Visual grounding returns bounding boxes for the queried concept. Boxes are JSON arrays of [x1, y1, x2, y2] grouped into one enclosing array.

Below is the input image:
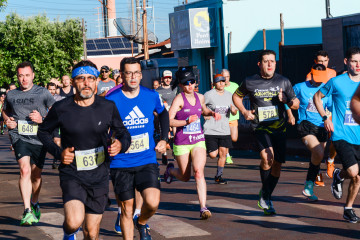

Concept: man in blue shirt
[[287, 64, 332, 201], [106, 57, 169, 240], [314, 47, 360, 223]]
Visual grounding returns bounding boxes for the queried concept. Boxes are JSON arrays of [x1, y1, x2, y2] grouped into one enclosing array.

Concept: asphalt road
[[0, 131, 358, 240]]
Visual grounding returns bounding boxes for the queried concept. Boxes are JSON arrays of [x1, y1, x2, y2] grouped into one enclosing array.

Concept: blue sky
[[0, 0, 195, 41]]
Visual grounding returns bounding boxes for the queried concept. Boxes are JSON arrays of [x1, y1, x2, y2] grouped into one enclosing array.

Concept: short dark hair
[[8, 83, 16, 89], [345, 46, 360, 60], [258, 50, 276, 62], [120, 57, 141, 71], [153, 79, 160, 84], [47, 82, 57, 89], [61, 75, 70, 80], [312, 64, 326, 71], [73, 60, 98, 71], [315, 51, 329, 60], [16, 61, 34, 74]]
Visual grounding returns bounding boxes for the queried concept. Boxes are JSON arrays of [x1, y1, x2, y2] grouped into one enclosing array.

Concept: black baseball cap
[[100, 66, 110, 71]]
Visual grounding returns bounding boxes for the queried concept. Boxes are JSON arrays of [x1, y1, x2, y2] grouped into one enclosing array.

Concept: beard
[[79, 86, 94, 99]]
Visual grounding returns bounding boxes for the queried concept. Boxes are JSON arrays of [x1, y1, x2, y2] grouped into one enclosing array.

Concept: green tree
[[0, 0, 7, 12], [0, 13, 83, 87]]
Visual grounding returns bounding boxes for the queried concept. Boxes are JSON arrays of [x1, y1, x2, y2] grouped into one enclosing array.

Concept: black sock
[[269, 174, 279, 196], [216, 166, 224, 177], [260, 168, 271, 192], [306, 161, 320, 182]]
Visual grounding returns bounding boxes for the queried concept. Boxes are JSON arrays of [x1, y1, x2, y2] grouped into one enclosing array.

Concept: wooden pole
[[229, 31, 232, 54], [131, 40, 134, 57], [279, 13, 284, 74], [82, 18, 87, 60], [143, 0, 149, 60], [263, 29, 266, 50], [131, 0, 135, 35], [136, 0, 142, 53]]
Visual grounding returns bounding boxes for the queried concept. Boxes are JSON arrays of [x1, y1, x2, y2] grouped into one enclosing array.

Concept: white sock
[[226, 153, 230, 158], [133, 209, 141, 217], [118, 207, 121, 214], [163, 152, 167, 156], [345, 206, 352, 210], [31, 200, 38, 206], [327, 158, 334, 163]]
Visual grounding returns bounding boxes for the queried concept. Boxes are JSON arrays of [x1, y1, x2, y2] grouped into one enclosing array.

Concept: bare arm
[[314, 90, 334, 132], [286, 108, 295, 125], [232, 93, 255, 120], [169, 94, 188, 127], [287, 98, 300, 110], [351, 84, 360, 124]]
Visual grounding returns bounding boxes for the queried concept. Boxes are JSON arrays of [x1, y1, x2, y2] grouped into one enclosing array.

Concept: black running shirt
[[38, 95, 131, 188], [235, 73, 296, 133]]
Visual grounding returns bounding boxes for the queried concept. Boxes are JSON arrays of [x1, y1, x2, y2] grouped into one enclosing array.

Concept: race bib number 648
[[18, 120, 38, 136]]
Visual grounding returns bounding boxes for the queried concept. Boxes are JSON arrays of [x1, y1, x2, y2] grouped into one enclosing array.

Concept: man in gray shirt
[[204, 74, 237, 184], [97, 65, 116, 96], [2, 61, 55, 226]]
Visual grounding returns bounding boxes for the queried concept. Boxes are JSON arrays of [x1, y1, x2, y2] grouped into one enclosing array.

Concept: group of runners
[[2, 46, 360, 240]]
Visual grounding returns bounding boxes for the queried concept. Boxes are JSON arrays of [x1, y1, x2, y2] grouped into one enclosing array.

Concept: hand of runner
[[29, 110, 43, 124], [230, 104, 238, 115], [203, 116, 211, 120], [278, 88, 288, 103], [212, 112, 222, 121], [324, 118, 334, 132], [186, 115, 198, 125], [155, 140, 167, 154], [6, 117, 17, 129], [108, 139, 122, 157], [287, 115, 295, 125], [243, 110, 255, 121], [61, 147, 75, 165]]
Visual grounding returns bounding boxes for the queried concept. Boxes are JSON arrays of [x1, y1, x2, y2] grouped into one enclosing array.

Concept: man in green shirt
[[222, 69, 239, 164]]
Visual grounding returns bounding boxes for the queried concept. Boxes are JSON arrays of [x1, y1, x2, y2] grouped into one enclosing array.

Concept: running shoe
[[344, 208, 360, 223], [1, 130, 3, 135], [200, 207, 212, 220], [162, 154, 168, 165], [214, 175, 228, 184], [302, 180, 318, 201], [315, 172, 325, 187], [63, 226, 80, 240], [258, 189, 269, 210], [264, 199, 276, 215], [225, 156, 233, 164], [133, 214, 150, 229], [20, 208, 37, 226], [134, 217, 152, 240], [52, 162, 58, 169], [31, 203, 41, 222], [326, 159, 335, 178], [163, 163, 174, 184], [166, 143, 171, 150], [331, 168, 344, 199], [114, 212, 122, 234]]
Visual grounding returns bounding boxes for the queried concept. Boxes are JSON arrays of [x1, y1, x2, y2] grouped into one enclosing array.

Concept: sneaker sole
[[257, 201, 268, 210], [114, 228, 122, 234], [326, 172, 333, 178], [264, 210, 276, 215], [343, 215, 360, 223], [201, 211, 212, 220], [314, 183, 325, 187], [215, 181, 227, 185]]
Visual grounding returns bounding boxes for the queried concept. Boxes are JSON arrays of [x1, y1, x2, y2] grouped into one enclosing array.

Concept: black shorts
[[297, 120, 328, 142], [333, 140, 360, 171], [110, 163, 161, 201], [253, 130, 286, 163], [205, 135, 233, 154], [52, 128, 61, 139], [60, 180, 110, 214], [13, 139, 47, 169]]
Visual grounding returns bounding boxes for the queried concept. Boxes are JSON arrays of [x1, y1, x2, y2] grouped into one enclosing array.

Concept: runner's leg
[[30, 164, 42, 204], [341, 164, 360, 208], [191, 147, 207, 209], [120, 198, 135, 240], [169, 153, 192, 182], [134, 189, 143, 216], [138, 188, 160, 225], [18, 156, 32, 210], [63, 200, 85, 235], [230, 125, 238, 142], [83, 213, 103, 239]]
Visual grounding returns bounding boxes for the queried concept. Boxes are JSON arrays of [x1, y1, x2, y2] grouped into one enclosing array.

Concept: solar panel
[[87, 51, 112, 56], [110, 42, 125, 49], [123, 42, 132, 48], [86, 39, 94, 44], [94, 39, 109, 43], [112, 49, 132, 54], [86, 43, 97, 50], [87, 37, 140, 56], [96, 43, 111, 50]]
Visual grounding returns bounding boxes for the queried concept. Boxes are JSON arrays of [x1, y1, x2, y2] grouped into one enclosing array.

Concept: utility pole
[[263, 29, 266, 50], [279, 13, 284, 75], [143, 0, 149, 60], [136, 0, 142, 53], [82, 18, 87, 60], [131, 0, 135, 35]]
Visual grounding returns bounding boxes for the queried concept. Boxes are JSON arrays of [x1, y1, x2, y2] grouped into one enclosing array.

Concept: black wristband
[[160, 137, 169, 143], [286, 98, 292, 104]]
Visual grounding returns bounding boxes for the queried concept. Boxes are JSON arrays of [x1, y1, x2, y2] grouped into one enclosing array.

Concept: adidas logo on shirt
[[123, 106, 149, 128]]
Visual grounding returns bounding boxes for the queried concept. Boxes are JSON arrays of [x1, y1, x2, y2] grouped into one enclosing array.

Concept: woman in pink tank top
[[163, 69, 221, 220]]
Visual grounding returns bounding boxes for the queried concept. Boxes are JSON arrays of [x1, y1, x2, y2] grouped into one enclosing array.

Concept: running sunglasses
[[183, 79, 196, 86], [101, 70, 109, 74]]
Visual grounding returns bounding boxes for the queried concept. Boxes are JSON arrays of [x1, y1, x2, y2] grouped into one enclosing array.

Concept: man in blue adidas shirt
[[106, 57, 169, 240], [286, 64, 332, 201], [314, 46, 360, 223]]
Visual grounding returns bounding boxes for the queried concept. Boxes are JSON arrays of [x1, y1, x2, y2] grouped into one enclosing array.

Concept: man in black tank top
[[233, 50, 299, 215], [56, 75, 75, 98]]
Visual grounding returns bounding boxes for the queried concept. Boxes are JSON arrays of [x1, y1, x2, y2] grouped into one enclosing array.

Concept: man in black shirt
[[38, 60, 131, 240], [233, 50, 299, 215]]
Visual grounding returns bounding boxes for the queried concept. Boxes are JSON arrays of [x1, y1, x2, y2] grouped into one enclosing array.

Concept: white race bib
[[75, 146, 105, 171], [258, 106, 279, 122], [126, 133, 150, 154], [183, 119, 201, 134], [18, 120, 38, 136], [344, 110, 359, 126]]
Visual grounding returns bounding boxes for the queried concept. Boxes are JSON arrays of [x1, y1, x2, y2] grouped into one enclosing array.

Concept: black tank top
[[59, 86, 74, 98]]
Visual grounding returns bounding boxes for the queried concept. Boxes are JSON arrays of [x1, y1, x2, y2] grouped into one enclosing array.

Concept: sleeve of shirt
[[319, 78, 334, 98], [154, 91, 165, 114], [44, 89, 56, 109], [110, 103, 131, 154], [3, 95, 12, 112], [326, 95, 333, 110], [235, 80, 248, 97], [284, 79, 296, 101], [37, 105, 62, 160], [285, 85, 298, 110]]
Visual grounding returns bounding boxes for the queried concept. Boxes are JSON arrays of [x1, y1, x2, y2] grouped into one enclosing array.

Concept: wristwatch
[[322, 116, 328, 122], [161, 137, 169, 143]]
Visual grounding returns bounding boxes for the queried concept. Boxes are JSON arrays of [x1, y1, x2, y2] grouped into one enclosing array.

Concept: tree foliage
[[0, 13, 83, 87], [0, 0, 7, 12]]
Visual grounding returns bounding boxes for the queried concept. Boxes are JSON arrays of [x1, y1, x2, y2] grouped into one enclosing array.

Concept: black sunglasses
[[101, 70, 109, 73], [183, 80, 196, 86]]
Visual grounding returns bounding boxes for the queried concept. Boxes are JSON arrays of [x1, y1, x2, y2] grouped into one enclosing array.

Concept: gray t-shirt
[[3, 85, 55, 145], [97, 79, 116, 95], [156, 86, 177, 106], [203, 89, 233, 136]]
